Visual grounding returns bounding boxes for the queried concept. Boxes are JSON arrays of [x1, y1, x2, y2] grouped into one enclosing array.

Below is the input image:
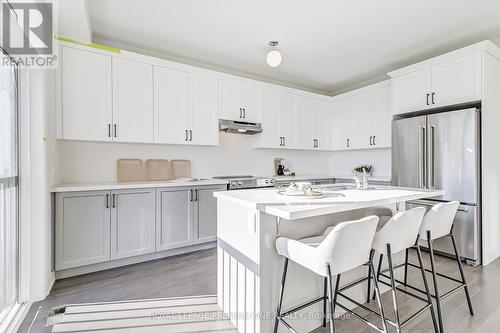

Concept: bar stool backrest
[[419, 201, 460, 241], [318, 216, 379, 276], [372, 207, 426, 254]]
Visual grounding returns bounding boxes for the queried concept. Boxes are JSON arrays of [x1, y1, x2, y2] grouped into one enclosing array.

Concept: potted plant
[[353, 164, 374, 190]]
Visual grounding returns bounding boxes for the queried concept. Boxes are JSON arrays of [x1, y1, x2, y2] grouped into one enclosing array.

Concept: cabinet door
[[61, 46, 112, 141], [110, 189, 155, 260], [313, 100, 330, 150], [278, 93, 297, 148], [241, 86, 262, 123], [112, 58, 154, 143], [350, 91, 373, 150], [219, 81, 241, 121], [329, 99, 350, 150], [431, 53, 482, 107], [391, 68, 431, 114], [189, 74, 219, 145], [156, 188, 194, 251], [295, 96, 314, 149], [56, 191, 111, 270], [154, 66, 190, 144], [258, 90, 280, 148], [371, 86, 392, 148], [194, 186, 225, 244]]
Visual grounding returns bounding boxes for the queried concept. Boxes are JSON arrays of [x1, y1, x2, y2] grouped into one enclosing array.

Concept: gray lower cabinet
[[110, 188, 156, 260], [56, 191, 111, 270], [156, 187, 194, 251], [194, 186, 225, 244], [156, 185, 225, 250], [56, 185, 224, 272]]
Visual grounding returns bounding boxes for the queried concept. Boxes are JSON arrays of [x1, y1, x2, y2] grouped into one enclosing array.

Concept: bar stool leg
[[370, 249, 388, 333], [427, 230, 444, 333], [323, 277, 328, 327], [274, 257, 289, 333], [366, 263, 372, 304], [372, 253, 384, 301], [416, 243, 439, 333], [326, 264, 337, 333], [404, 248, 409, 285], [450, 233, 474, 316], [386, 244, 402, 332]]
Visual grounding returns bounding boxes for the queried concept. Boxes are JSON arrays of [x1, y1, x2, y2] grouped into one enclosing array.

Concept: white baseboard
[[1, 302, 33, 333]]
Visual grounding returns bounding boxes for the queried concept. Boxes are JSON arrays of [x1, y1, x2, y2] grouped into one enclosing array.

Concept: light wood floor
[[17, 248, 499, 333]]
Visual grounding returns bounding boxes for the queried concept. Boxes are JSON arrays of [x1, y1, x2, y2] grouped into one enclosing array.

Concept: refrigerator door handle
[[428, 124, 435, 189], [418, 126, 426, 188]]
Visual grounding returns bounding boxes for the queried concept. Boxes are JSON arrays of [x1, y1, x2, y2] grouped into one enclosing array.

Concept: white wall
[[57, 134, 338, 183], [329, 148, 391, 179]]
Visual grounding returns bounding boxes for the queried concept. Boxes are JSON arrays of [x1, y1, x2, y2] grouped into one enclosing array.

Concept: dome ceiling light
[[266, 41, 282, 68]]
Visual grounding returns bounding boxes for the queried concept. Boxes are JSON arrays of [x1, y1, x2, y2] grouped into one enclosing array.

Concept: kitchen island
[[214, 184, 443, 333]]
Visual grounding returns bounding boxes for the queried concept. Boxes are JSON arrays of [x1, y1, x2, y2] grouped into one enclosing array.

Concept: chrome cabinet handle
[[428, 125, 435, 188], [185, 130, 188, 141], [370, 136, 373, 146], [239, 108, 242, 118], [108, 124, 111, 138], [418, 126, 426, 188], [373, 136, 376, 145], [114, 124, 117, 138], [189, 130, 193, 141], [431, 92, 435, 105], [189, 189, 193, 201], [346, 138, 350, 148], [283, 137, 286, 147], [243, 108, 246, 118], [194, 189, 198, 201], [112, 194, 116, 208], [106, 194, 109, 208], [426, 93, 430, 106]]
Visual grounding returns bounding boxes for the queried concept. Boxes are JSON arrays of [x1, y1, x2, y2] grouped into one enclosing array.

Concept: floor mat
[[48, 295, 237, 332]]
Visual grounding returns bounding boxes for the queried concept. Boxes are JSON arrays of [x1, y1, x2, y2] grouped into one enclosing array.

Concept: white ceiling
[[86, 0, 500, 95]]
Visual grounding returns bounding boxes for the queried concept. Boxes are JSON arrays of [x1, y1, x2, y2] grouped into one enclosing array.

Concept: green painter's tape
[[56, 36, 121, 53]]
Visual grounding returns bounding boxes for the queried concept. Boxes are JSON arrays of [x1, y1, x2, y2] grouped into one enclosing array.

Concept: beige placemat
[[171, 160, 191, 179], [117, 159, 144, 182], [145, 159, 171, 181]]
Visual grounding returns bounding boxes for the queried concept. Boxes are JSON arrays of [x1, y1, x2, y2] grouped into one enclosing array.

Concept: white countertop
[[213, 184, 444, 220], [271, 174, 392, 182], [52, 179, 229, 192]]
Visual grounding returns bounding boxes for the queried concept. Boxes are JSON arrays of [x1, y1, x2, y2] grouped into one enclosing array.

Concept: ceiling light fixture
[[266, 41, 282, 67]]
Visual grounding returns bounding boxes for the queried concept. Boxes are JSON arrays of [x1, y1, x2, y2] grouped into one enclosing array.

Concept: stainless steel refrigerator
[[392, 106, 481, 265]]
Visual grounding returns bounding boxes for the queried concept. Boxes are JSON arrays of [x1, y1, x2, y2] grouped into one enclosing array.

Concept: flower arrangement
[[353, 164, 374, 175]]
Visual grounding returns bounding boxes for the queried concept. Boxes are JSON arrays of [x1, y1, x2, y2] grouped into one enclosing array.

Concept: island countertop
[[214, 184, 444, 220]]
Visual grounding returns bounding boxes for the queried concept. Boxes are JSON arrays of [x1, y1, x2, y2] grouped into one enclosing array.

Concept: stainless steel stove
[[213, 175, 275, 190]]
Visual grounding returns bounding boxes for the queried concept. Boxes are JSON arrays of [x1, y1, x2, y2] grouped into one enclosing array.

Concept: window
[[0, 48, 19, 324]]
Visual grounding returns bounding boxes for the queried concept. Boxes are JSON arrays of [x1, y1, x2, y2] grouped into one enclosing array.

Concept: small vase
[[353, 170, 369, 190]]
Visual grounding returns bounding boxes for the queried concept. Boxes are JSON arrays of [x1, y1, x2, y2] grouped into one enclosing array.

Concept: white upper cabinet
[[112, 58, 154, 143], [391, 52, 482, 115], [313, 100, 330, 150], [295, 96, 314, 149], [190, 74, 219, 145], [278, 93, 297, 148], [61, 46, 112, 141], [329, 99, 349, 150], [430, 53, 482, 107], [219, 81, 262, 123], [257, 90, 280, 148], [391, 68, 431, 115], [370, 86, 392, 148], [154, 66, 189, 144], [349, 92, 373, 149]]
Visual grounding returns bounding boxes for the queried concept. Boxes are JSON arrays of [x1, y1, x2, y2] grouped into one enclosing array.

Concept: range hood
[[219, 119, 263, 135]]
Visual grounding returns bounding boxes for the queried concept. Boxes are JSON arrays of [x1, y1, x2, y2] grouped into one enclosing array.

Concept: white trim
[[330, 79, 390, 101], [0, 302, 32, 333]]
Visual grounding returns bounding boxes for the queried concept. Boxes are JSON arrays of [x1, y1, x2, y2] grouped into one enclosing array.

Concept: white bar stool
[[367, 207, 439, 333], [404, 201, 474, 333], [274, 216, 388, 333]]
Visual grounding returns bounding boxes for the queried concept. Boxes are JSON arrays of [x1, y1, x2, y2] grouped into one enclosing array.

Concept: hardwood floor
[[17, 247, 500, 333]]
